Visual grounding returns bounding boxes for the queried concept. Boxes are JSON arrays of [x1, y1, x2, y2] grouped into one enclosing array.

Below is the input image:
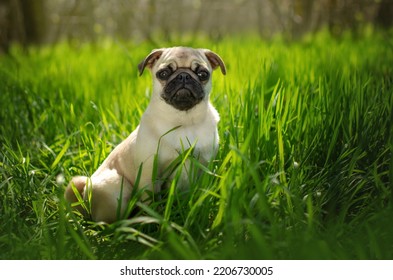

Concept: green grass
[[1, 30, 393, 259]]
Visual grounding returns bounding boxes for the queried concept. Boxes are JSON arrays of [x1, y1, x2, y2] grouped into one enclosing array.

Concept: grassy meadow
[[1, 30, 393, 259]]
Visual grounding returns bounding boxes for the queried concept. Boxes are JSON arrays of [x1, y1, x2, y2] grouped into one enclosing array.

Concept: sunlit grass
[[1, 30, 392, 259]]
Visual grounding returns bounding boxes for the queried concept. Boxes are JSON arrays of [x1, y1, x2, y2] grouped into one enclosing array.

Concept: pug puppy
[[65, 47, 226, 223]]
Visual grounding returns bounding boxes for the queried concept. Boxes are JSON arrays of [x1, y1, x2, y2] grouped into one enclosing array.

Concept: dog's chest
[[166, 124, 213, 150], [158, 116, 218, 162], [137, 104, 219, 165]]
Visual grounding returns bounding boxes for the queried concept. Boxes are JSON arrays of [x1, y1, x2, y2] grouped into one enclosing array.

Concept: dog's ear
[[203, 50, 226, 75], [138, 49, 165, 76]]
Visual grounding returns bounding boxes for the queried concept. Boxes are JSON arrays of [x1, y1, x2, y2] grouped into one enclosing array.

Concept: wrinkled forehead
[[157, 47, 209, 70]]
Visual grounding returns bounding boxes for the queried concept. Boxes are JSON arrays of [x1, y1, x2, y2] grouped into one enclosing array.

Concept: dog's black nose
[[177, 72, 191, 83]]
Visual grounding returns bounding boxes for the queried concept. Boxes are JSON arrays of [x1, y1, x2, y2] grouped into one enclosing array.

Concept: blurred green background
[[1, 0, 393, 50]]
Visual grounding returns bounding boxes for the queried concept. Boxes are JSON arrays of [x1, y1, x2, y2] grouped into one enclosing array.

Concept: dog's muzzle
[[162, 71, 205, 111]]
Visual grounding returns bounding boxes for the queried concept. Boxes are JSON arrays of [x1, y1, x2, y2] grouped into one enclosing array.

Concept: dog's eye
[[197, 70, 210, 81], [157, 69, 171, 80]]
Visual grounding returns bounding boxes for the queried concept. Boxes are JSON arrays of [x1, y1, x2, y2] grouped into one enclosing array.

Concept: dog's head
[[138, 47, 226, 111]]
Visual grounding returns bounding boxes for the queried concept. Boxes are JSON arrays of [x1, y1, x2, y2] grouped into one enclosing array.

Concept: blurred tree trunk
[[0, 0, 22, 52], [0, 0, 11, 52], [300, 0, 314, 32], [292, 0, 314, 38], [20, 0, 46, 45], [138, 0, 158, 45], [192, 0, 208, 39], [327, 0, 338, 35], [0, 0, 46, 52], [266, 0, 286, 32], [375, 0, 393, 28]]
